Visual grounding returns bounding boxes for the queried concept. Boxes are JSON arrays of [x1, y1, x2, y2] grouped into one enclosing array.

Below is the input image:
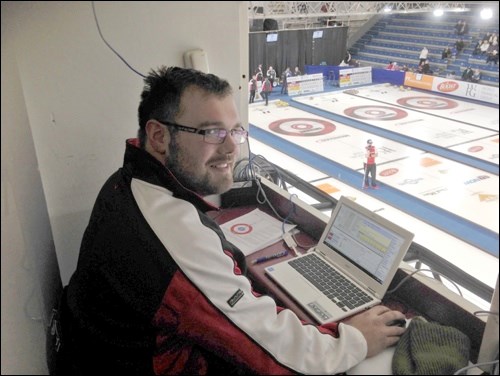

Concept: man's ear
[[145, 120, 170, 159]]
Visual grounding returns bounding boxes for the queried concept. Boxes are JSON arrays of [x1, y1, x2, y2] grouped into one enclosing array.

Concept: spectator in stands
[[483, 32, 492, 42], [343, 50, 359, 67], [480, 39, 491, 55], [486, 48, 498, 65], [487, 41, 498, 55], [441, 46, 452, 60], [293, 66, 302, 76], [461, 66, 473, 82], [455, 38, 465, 54], [344, 50, 353, 65], [400, 64, 409, 72], [266, 66, 276, 89], [471, 69, 481, 83], [421, 59, 433, 75], [455, 20, 468, 35], [280, 67, 291, 95], [488, 33, 498, 45], [339, 51, 359, 67], [472, 40, 482, 56], [446, 71, 457, 79], [419, 46, 429, 65], [461, 20, 469, 35]]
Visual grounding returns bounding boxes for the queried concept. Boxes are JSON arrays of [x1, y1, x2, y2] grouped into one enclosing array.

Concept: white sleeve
[[131, 178, 368, 374]]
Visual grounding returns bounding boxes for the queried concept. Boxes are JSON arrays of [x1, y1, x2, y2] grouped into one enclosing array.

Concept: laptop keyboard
[[289, 253, 374, 312]]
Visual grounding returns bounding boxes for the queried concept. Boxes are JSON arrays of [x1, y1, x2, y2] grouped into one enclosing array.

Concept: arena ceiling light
[[480, 7, 493, 20], [433, 8, 444, 17]]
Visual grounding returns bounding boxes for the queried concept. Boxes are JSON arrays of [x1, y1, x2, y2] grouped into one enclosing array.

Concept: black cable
[[91, 1, 146, 78], [386, 268, 463, 297], [249, 154, 288, 190]]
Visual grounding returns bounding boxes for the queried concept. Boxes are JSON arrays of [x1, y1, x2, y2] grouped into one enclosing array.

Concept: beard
[[165, 138, 233, 196]]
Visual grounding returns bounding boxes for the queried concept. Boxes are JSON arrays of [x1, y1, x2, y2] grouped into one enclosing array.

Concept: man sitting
[[486, 49, 498, 65], [471, 69, 481, 83], [421, 60, 432, 75], [461, 66, 473, 82]]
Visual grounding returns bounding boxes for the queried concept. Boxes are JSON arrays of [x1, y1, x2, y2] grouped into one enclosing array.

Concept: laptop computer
[[265, 196, 414, 324]]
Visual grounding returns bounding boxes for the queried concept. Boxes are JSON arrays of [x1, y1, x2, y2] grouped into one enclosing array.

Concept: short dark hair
[[137, 66, 232, 148]]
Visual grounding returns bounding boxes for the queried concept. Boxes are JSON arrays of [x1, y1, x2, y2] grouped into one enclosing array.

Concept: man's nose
[[220, 131, 238, 152]]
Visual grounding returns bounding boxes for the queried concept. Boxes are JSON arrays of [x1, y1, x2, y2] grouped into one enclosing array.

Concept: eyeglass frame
[[154, 119, 248, 145]]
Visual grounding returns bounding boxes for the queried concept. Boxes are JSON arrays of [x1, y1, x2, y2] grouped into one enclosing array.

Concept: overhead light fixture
[[383, 6, 392, 13], [480, 8, 493, 20], [433, 9, 444, 17]]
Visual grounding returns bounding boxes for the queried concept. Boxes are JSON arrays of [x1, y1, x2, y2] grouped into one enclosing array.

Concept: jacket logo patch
[[227, 289, 244, 307]]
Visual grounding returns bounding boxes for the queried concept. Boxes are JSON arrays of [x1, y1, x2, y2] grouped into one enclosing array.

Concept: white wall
[[1, 1, 249, 374]]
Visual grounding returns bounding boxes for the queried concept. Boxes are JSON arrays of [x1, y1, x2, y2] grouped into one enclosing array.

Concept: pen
[[252, 250, 289, 265]]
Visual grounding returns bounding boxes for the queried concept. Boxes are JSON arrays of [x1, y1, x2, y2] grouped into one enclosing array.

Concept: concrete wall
[[1, 1, 249, 373]]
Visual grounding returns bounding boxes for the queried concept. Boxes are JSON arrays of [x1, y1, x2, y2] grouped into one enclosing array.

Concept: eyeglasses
[[156, 120, 248, 145]]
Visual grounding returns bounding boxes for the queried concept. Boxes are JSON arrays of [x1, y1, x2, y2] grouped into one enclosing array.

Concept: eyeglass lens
[[204, 129, 247, 144]]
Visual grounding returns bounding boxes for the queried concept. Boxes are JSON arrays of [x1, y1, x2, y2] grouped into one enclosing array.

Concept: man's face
[[165, 87, 242, 196]]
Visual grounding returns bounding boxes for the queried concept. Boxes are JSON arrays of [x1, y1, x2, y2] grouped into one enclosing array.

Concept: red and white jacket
[[65, 138, 367, 375], [365, 145, 377, 165]]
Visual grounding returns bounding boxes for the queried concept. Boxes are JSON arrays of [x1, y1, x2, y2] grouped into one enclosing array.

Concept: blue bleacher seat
[[351, 11, 499, 86]]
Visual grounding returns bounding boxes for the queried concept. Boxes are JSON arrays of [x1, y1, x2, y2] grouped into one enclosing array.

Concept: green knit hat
[[392, 317, 471, 375]]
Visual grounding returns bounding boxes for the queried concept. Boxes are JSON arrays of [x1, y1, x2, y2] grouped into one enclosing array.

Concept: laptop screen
[[323, 201, 408, 284]]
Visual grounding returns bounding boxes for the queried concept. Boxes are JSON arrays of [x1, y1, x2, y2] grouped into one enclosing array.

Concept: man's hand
[[342, 305, 406, 358]]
